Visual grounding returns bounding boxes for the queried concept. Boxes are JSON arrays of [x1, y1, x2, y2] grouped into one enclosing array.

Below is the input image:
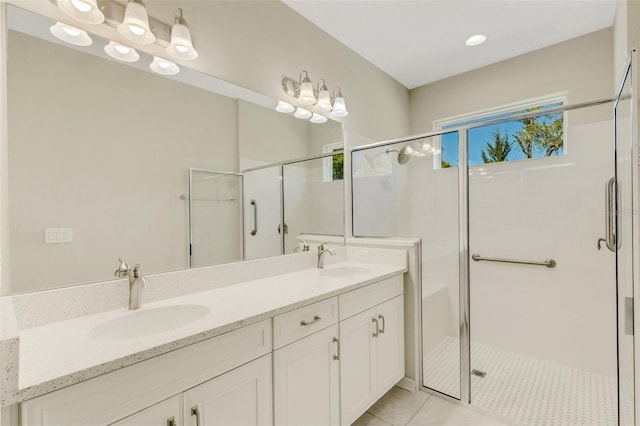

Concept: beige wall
[[410, 28, 613, 134]]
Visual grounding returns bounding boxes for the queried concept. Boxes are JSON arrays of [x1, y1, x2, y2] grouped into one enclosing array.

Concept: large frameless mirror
[[6, 4, 344, 294]]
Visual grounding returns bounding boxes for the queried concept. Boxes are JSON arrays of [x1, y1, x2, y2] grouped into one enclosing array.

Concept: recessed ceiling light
[[465, 34, 487, 47]]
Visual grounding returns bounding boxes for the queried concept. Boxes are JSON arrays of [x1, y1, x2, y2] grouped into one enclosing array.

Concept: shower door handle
[[250, 199, 257, 236], [598, 178, 616, 252]]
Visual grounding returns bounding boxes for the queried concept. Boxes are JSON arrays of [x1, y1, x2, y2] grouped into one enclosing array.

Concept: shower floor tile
[[423, 337, 632, 426]]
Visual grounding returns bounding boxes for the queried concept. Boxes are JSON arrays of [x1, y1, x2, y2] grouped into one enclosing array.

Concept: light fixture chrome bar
[[351, 97, 615, 153], [458, 129, 471, 404], [471, 254, 557, 268], [241, 150, 343, 174]]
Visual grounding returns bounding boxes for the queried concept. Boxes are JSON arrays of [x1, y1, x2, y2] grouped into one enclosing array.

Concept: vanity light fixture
[[294, 107, 313, 119], [282, 70, 349, 118], [118, 0, 156, 45], [104, 41, 140, 62], [465, 34, 487, 47], [58, 0, 105, 24], [49, 22, 93, 46], [329, 87, 349, 118], [275, 101, 296, 113], [150, 56, 180, 75], [310, 113, 328, 124], [166, 8, 198, 60]]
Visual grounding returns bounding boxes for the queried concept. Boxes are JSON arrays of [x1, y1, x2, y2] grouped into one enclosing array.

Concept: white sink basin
[[89, 305, 210, 340], [320, 266, 370, 277]]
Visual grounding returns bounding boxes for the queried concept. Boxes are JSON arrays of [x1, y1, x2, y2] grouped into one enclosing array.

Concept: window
[[434, 94, 567, 169], [323, 142, 344, 182]]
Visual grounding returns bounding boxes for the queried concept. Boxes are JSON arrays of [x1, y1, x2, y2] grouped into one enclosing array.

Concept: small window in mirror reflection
[[323, 142, 344, 182]]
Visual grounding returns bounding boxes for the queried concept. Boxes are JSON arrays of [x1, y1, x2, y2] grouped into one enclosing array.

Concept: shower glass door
[[467, 104, 619, 425], [615, 55, 636, 426]]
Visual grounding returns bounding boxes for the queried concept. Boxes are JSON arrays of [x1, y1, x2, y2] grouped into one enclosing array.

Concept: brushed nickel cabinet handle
[[300, 315, 321, 326], [333, 337, 340, 360], [191, 406, 201, 426], [378, 314, 385, 333], [250, 199, 257, 236], [167, 417, 177, 426], [372, 318, 379, 337]]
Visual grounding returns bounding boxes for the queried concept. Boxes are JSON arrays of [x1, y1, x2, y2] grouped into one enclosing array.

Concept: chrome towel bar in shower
[[471, 254, 556, 268]]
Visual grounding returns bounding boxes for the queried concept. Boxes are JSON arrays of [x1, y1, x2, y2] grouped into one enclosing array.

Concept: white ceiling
[[282, 0, 617, 89]]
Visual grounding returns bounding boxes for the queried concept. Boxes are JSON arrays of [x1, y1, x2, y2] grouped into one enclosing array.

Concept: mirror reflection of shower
[[386, 147, 411, 165]]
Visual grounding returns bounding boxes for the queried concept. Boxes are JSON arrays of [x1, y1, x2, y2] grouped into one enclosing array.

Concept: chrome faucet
[[317, 243, 334, 269], [114, 258, 151, 310]]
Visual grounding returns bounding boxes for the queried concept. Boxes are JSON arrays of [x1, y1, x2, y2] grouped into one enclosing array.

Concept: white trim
[[323, 142, 343, 182], [432, 92, 568, 169]]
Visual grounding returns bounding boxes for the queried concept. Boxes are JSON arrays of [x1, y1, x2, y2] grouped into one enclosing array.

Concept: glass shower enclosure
[[351, 84, 636, 424]]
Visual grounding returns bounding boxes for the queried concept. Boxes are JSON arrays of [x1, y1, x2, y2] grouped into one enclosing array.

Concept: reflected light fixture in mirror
[[118, 0, 156, 45], [276, 100, 295, 113], [167, 8, 198, 60], [49, 21, 93, 46], [294, 107, 312, 119], [310, 113, 328, 124], [58, 0, 105, 24], [104, 41, 140, 62], [150, 56, 180, 75], [298, 70, 316, 105]]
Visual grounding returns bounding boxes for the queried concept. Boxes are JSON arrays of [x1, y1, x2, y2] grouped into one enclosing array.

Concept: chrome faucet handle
[[114, 258, 130, 277], [132, 264, 151, 288]]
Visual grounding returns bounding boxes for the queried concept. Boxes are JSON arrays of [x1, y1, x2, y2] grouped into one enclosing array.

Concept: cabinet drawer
[[339, 275, 403, 320], [110, 395, 181, 426], [21, 320, 271, 426], [273, 297, 339, 349]]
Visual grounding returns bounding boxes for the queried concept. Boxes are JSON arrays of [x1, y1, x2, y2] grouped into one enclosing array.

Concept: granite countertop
[[6, 257, 407, 404]]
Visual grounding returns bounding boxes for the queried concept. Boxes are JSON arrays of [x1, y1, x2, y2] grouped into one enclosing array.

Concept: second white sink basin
[[89, 305, 210, 340], [320, 266, 370, 277]]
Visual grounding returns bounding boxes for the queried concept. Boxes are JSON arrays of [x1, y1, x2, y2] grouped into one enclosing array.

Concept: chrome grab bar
[[598, 177, 617, 252], [250, 199, 257, 236], [471, 254, 556, 268]]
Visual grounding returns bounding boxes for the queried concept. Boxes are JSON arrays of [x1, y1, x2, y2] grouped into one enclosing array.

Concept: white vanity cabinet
[[273, 298, 341, 426], [338, 277, 405, 426], [182, 355, 272, 426], [110, 396, 181, 426]]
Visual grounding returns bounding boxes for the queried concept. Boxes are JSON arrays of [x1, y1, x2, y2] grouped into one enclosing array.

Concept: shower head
[[386, 147, 410, 165]]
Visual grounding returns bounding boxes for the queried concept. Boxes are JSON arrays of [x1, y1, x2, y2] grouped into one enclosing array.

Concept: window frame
[[322, 142, 344, 182], [432, 92, 568, 169]]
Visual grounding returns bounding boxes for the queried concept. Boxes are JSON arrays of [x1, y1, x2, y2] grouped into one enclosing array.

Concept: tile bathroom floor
[[352, 387, 509, 426]]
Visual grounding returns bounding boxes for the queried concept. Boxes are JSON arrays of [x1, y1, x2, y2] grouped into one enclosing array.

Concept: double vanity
[[1, 246, 408, 425]]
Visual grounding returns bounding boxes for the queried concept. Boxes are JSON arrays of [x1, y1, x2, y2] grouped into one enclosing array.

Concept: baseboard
[[397, 376, 417, 392]]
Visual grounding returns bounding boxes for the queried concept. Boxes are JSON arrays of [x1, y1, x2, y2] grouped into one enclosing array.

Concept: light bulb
[[104, 41, 140, 62], [118, 0, 155, 45], [166, 9, 198, 60], [311, 113, 328, 124], [330, 95, 349, 118], [50, 22, 92, 46], [275, 101, 295, 113], [71, 0, 92, 12], [294, 108, 312, 119], [150, 56, 180, 75], [58, 0, 104, 24]]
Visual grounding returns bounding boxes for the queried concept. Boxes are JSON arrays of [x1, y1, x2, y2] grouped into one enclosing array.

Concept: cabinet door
[[274, 324, 340, 426], [339, 307, 377, 426], [183, 354, 272, 426], [110, 395, 181, 426], [375, 295, 405, 394]]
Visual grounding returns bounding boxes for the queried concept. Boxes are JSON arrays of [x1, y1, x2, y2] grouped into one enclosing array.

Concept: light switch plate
[[45, 228, 73, 244]]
